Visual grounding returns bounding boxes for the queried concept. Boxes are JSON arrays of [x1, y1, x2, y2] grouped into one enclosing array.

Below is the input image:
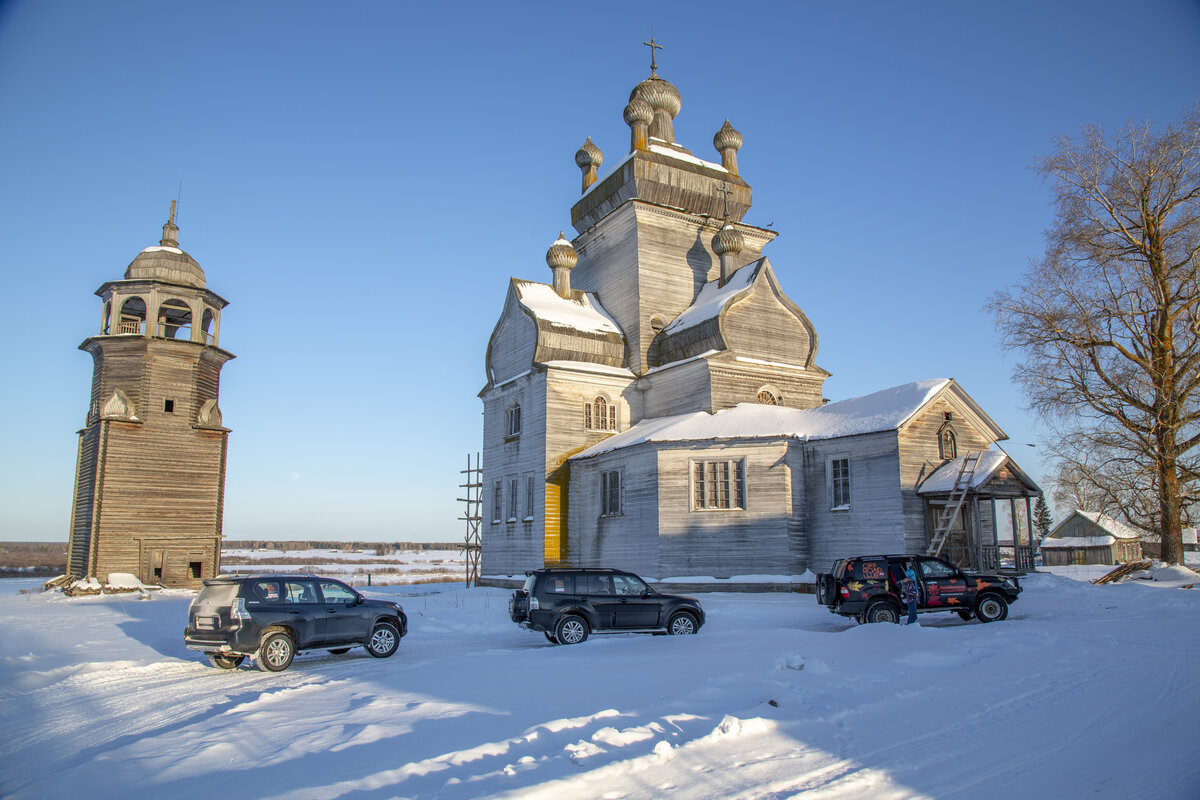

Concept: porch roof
[[916, 451, 1040, 497]]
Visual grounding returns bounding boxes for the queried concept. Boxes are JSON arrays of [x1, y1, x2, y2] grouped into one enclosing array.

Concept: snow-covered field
[[219, 548, 466, 585], [2, 572, 1198, 799]]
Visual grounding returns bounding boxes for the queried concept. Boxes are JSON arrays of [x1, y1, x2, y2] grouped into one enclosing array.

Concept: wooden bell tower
[[67, 204, 235, 587]]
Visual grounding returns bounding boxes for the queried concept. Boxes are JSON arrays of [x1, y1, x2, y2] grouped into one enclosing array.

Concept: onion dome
[[712, 223, 745, 256], [546, 232, 578, 271], [713, 119, 743, 153], [623, 97, 654, 127], [629, 76, 682, 120], [575, 137, 603, 170]]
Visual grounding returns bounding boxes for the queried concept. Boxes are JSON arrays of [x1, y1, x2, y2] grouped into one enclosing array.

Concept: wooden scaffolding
[[458, 453, 482, 587]]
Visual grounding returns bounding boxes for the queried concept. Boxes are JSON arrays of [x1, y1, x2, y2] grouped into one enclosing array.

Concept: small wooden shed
[[1041, 511, 1143, 566]]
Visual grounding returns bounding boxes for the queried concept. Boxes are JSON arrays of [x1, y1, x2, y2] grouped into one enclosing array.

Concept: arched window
[[156, 299, 192, 340], [757, 390, 778, 405], [585, 396, 616, 431], [118, 297, 146, 335], [939, 427, 957, 460]]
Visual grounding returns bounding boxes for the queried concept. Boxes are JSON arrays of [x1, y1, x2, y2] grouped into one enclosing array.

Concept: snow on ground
[[2, 574, 1198, 799]]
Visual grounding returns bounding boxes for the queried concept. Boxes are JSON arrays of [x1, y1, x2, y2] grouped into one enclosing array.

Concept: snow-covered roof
[[541, 360, 635, 378], [1040, 535, 1116, 549], [572, 379, 952, 460], [647, 141, 728, 173], [514, 281, 622, 336], [1049, 510, 1144, 541], [916, 451, 1009, 495], [663, 261, 759, 335]]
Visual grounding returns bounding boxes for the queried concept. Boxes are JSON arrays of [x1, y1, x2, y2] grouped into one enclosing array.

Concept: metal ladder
[[926, 452, 981, 557]]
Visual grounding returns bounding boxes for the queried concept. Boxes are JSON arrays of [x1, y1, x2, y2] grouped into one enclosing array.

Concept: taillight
[[839, 587, 849, 599], [230, 598, 249, 628], [529, 596, 539, 610]]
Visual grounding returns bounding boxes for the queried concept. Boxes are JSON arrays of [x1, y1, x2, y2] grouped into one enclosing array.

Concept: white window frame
[[492, 481, 503, 524], [585, 395, 617, 432], [508, 478, 519, 523], [600, 469, 623, 517], [691, 459, 745, 511], [828, 455, 851, 511], [505, 403, 521, 438]]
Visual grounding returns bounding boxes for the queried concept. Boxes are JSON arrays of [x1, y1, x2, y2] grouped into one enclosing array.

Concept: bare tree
[[991, 109, 1200, 565]]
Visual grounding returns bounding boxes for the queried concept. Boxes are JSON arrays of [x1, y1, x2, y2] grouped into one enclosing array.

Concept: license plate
[[194, 616, 217, 630]]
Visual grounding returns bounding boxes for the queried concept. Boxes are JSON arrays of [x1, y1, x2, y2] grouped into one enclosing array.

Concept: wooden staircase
[[926, 452, 981, 558]]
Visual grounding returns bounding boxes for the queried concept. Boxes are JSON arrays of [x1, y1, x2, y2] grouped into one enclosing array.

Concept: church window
[[692, 460, 745, 510], [939, 427, 957, 460], [163, 399, 175, 413], [757, 390, 778, 405], [508, 479, 519, 522], [505, 403, 521, 438], [586, 396, 616, 431], [525, 476, 535, 522], [492, 481, 503, 523], [829, 457, 851, 510], [601, 470, 623, 516]]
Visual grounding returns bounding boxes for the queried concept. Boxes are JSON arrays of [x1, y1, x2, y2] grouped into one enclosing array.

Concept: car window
[[613, 575, 647, 596], [250, 580, 283, 603], [522, 574, 537, 593], [578, 574, 612, 596], [541, 575, 575, 594], [917, 559, 958, 579], [318, 581, 358, 603], [853, 559, 887, 580], [283, 581, 318, 603]]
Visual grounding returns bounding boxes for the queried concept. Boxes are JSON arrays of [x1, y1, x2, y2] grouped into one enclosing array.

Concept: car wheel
[[957, 609, 974, 621], [554, 614, 589, 645], [366, 622, 400, 658], [974, 594, 1009, 623], [543, 631, 559, 644], [256, 631, 295, 672], [208, 654, 244, 670], [865, 601, 901, 624], [667, 611, 697, 635], [328, 648, 351, 655]]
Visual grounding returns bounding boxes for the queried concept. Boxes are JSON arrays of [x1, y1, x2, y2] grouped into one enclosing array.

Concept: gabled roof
[[662, 260, 759, 335], [914, 450, 1040, 496], [573, 378, 959, 460], [1048, 510, 1144, 541]]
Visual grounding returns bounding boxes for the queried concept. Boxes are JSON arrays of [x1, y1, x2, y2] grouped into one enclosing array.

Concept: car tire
[[256, 631, 295, 672], [667, 611, 697, 635], [328, 648, 351, 655], [957, 609, 974, 621], [366, 622, 400, 658], [543, 631, 559, 644], [865, 601, 901, 624], [974, 594, 1009, 623], [208, 654, 244, 670], [554, 614, 589, 645]]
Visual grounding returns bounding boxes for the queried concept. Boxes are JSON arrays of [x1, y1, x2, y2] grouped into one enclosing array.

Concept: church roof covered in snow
[[662, 260, 759, 335], [513, 280, 622, 336], [573, 378, 967, 460]]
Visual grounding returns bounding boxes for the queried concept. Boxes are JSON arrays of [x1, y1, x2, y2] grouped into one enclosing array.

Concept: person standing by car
[[900, 568, 919, 626]]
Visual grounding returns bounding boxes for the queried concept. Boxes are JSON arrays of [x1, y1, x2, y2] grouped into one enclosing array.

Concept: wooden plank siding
[[803, 431, 908, 573], [897, 396, 997, 554], [69, 333, 232, 588]]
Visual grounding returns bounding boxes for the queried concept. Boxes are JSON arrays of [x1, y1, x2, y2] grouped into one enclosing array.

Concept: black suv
[[816, 554, 1021, 624], [509, 568, 705, 644], [184, 574, 408, 671]]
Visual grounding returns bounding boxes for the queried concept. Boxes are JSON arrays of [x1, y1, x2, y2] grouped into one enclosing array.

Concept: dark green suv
[[509, 567, 705, 644], [184, 574, 407, 671]]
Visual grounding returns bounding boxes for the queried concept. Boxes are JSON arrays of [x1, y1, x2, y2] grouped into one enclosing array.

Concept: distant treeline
[[224, 541, 461, 554], [0, 542, 68, 577]]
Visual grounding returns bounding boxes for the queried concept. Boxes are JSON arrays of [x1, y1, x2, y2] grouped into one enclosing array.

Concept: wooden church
[[479, 49, 1040, 581], [66, 204, 234, 588]]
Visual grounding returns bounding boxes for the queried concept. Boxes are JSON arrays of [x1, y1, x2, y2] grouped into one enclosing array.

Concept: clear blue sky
[[2, 0, 1198, 543]]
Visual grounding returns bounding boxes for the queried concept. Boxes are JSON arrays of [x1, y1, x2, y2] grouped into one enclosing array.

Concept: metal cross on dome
[[643, 37, 662, 76]]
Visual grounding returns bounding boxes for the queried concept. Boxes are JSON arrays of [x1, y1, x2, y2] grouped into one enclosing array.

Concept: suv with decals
[[815, 554, 1021, 624], [509, 567, 705, 644], [184, 574, 407, 671]]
